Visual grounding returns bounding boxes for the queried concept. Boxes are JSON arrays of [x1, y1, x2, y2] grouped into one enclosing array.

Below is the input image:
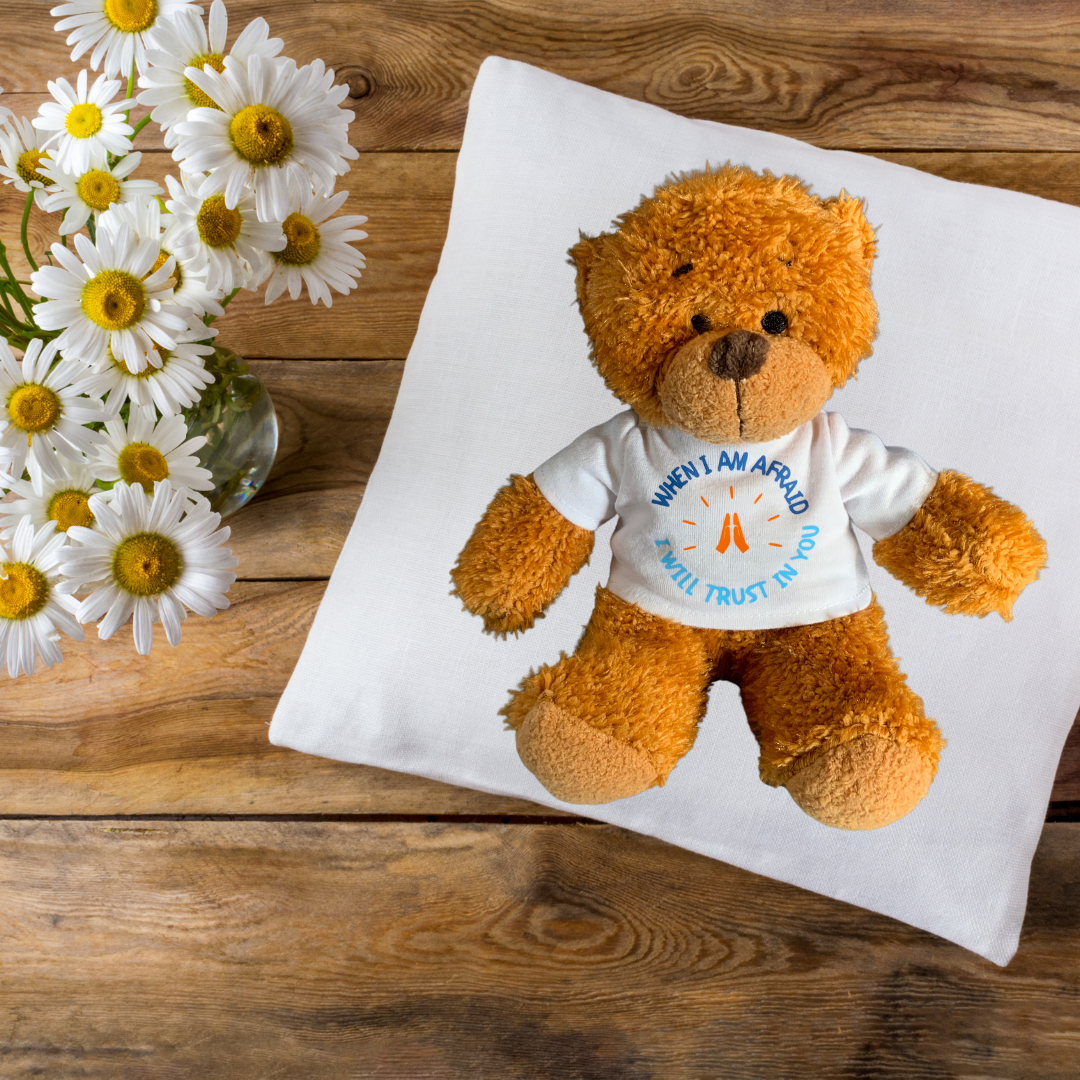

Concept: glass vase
[[184, 345, 278, 518]]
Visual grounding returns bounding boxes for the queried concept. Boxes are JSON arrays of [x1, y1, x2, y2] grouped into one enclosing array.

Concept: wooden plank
[[10, 1, 1080, 150], [0, 578, 562, 816], [0, 819, 1076, 1077], [229, 359, 398, 580], [2, 198, 1077, 813], [1052, 712, 1080, 804], [0, 552, 1070, 814], [0, 151, 455, 361], [10, 150, 1080, 360]]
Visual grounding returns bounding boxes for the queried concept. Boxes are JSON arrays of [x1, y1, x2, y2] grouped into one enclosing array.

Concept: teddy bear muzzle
[[658, 326, 834, 444]]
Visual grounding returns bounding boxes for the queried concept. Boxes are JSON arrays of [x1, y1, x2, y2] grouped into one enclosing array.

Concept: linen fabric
[[533, 409, 938, 629], [270, 56, 1080, 965]]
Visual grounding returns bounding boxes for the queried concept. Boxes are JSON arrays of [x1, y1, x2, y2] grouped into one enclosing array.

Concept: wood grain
[[0, 559, 1070, 814], [11, 1, 1080, 151], [0, 151, 455, 360], [0, 578, 563, 816], [9, 150, 1080, 361], [0, 818, 1077, 1078], [3, 181, 1078, 814], [228, 359, 398, 580]]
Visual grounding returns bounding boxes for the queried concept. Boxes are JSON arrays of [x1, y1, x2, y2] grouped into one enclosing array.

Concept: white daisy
[[100, 193, 225, 318], [58, 479, 236, 655], [91, 404, 212, 495], [0, 116, 55, 210], [32, 69, 134, 175], [264, 185, 367, 307], [31, 224, 190, 374], [0, 338, 103, 487], [173, 53, 358, 223], [138, 0, 283, 149], [82, 323, 215, 416], [163, 170, 284, 293], [42, 152, 162, 235], [50, 0, 202, 80], [0, 516, 84, 677], [0, 458, 102, 542]]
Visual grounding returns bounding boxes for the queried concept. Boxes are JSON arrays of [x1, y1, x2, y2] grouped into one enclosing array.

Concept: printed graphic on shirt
[[648, 450, 820, 609]]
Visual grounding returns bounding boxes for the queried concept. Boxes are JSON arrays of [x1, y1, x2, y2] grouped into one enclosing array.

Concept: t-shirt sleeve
[[532, 412, 631, 531], [827, 413, 939, 541]]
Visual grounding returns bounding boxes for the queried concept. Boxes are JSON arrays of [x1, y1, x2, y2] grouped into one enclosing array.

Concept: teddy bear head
[[569, 166, 878, 443]]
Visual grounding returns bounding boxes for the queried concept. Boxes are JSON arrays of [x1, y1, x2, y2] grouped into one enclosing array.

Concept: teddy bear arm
[[871, 470, 1046, 621], [451, 473, 595, 636]]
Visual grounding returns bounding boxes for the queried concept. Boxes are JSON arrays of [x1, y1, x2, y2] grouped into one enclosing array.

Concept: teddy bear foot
[[515, 699, 658, 804], [783, 734, 934, 831]]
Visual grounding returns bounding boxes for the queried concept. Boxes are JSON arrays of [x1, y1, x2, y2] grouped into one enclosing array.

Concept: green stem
[[19, 190, 38, 273], [87, 215, 96, 244], [131, 113, 153, 139], [0, 241, 35, 322], [203, 287, 241, 328], [0, 298, 22, 328], [125, 56, 137, 124]]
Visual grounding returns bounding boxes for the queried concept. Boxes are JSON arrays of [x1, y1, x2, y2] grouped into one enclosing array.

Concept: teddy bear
[[450, 165, 1046, 830]]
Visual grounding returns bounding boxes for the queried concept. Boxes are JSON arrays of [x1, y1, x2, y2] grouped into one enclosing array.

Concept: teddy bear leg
[[738, 598, 945, 830], [502, 586, 716, 804]]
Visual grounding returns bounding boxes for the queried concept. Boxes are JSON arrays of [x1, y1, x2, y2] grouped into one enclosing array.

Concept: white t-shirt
[[533, 410, 938, 630]]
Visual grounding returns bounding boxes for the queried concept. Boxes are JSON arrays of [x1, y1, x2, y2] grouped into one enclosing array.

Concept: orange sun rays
[[680, 489, 782, 555]]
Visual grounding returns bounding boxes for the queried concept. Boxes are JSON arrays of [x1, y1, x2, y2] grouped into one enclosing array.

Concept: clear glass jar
[[184, 345, 278, 518]]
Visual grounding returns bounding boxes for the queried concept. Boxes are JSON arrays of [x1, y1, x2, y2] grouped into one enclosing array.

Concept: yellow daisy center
[[0, 563, 49, 620], [196, 194, 243, 249], [108, 344, 167, 379], [144, 248, 180, 287], [16, 149, 49, 186], [276, 212, 321, 265], [82, 270, 146, 330], [65, 103, 104, 140], [103, 0, 157, 33], [7, 383, 60, 434], [229, 104, 294, 166], [47, 489, 95, 532], [76, 169, 121, 212], [183, 52, 226, 110], [112, 532, 181, 595], [117, 442, 169, 491]]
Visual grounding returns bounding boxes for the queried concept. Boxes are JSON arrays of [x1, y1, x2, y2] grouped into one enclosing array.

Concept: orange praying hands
[[715, 512, 750, 554]]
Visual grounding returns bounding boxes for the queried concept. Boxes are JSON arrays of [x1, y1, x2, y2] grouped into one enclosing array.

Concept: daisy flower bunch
[[0, 0, 369, 675], [1, 0, 365, 348]]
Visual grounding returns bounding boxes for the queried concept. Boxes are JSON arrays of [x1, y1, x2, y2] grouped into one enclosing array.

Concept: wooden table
[[1, 2, 1079, 1075]]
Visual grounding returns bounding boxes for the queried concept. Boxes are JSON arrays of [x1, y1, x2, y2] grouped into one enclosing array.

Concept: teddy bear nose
[[707, 329, 770, 381]]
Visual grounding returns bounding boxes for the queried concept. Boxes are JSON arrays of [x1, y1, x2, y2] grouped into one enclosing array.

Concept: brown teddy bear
[[451, 165, 1046, 830]]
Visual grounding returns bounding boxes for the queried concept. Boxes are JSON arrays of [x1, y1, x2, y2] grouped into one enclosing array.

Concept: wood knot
[[337, 66, 375, 101]]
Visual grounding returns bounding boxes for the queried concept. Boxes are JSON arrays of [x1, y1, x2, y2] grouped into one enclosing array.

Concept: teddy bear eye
[[691, 314, 712, 334], [673, 263, 693, 277], [761, 310, 788, 335]]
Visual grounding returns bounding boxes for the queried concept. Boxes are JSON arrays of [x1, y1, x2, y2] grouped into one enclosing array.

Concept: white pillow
[[270, 56, 1080, 965]]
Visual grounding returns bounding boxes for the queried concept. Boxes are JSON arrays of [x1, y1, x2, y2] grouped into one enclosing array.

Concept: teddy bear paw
[[515, 699, 658, 804], [783, 734, 934, 830]]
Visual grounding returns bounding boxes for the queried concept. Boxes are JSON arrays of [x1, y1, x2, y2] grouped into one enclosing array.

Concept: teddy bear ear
[[568, 232, 606, 309], [824, 191, 877, 269]]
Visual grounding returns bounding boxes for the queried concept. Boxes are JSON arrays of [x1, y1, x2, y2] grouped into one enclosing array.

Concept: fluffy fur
[[873, 470, 1046, 620], [451, 474, 594, 635], [569, 165, 878, 428], [504, 589, 942, 829]]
